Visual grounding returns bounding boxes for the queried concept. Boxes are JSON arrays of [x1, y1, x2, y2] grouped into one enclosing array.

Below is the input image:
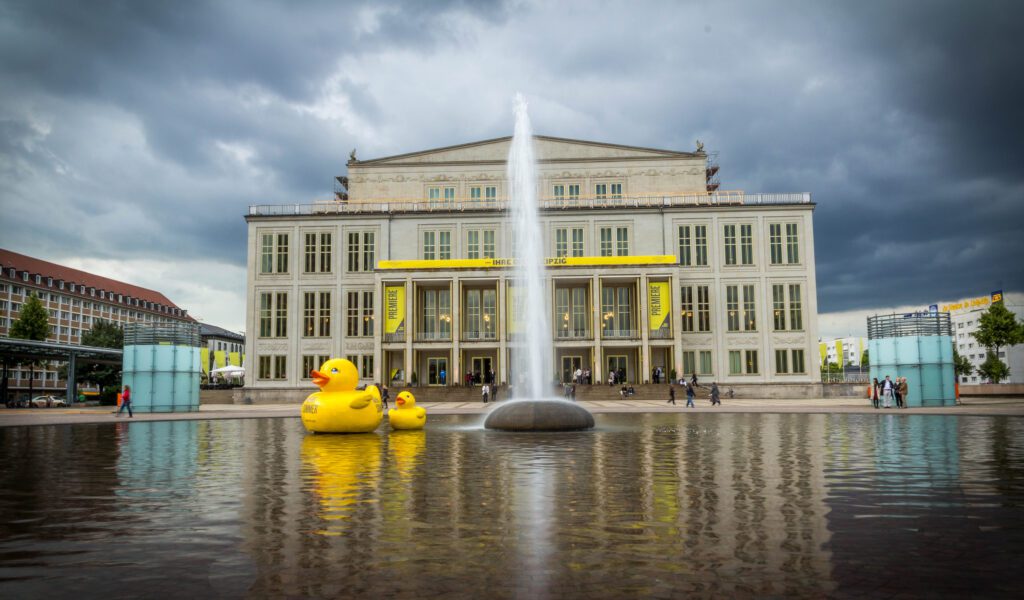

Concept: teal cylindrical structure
[[868, 313, 955, 407], [122, 323, 202, 413]]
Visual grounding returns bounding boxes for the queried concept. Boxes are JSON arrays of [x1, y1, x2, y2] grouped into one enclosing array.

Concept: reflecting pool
[[1, 414, 1022, 598]]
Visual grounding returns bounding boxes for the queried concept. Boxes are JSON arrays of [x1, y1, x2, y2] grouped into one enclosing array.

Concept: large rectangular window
[[745, 350, 759, 374], [724, 225, 737, 265], [791, 349, 806, 373], [419, 288, 452, 340], [470, 185, 497, 204], [428, 185, 456, 208], [789, 284, 803, 330], [598, 226, 629, 256], [680, 286, 694, 332], [775, 349, 789, 374], [274, 292, 287, 337], [422, 230, 451, 260], [697, 285, 711, 332], [771, 283, 803, 331], [303, 233, 332, 273], [740, 224, 753, 265], [678, 225, 692, 266], [742, 284, 756, 331], [259, 233, 288, 274], [464, 288, 498, 339], [259, 292, 288, 338], [616, 227, 629, 256], [302, 291, 331, 337], [601, 285, 634, 337], [769, 224, 783, 265], [423, 231, 436, 260], [680, 284, 711, 332], [729, 350, 742, 375], [772, 284, 787, 330], [694, 225, 707, 266], [555, 227, 584, 258], [682, 351, 696, 376], [786, 224, 800, 264], [699, 350, 713, 375], [301, 355, 331, 379], [726, 285, 740, 331], [362, 291, 374, 336], [600, 227, 613, 256], [347, 231, 375, 272], [468, 230, 480, 259], [345, 291, 374, 337], [555, 287, 588, 338], [555, 228, 568, 258]]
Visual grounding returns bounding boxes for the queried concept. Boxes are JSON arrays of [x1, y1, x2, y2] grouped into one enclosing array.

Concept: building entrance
[[560, 355, 582, 383], [428, 357, 448, 385], [471, 356, 493, 384], [607, 355, 628, 383]]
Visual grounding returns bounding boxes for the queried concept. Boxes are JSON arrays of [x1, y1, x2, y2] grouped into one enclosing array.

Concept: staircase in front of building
[[389, 383, 692, 403]]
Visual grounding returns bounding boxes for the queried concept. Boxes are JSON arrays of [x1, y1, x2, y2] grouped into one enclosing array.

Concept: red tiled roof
[[0, 248, 188, 316]]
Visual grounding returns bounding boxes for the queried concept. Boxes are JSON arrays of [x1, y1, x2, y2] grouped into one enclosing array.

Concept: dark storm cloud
[[0, 0, 1021, 323]]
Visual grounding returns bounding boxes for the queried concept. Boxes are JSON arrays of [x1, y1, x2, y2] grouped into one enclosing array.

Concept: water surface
[[1, 414, 1021, 598]]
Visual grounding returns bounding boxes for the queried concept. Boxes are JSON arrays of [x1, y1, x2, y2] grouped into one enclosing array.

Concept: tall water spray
[[507, 94, 552, 399]]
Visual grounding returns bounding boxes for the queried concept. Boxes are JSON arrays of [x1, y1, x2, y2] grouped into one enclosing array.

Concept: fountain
[[483, 94, 595, 432]]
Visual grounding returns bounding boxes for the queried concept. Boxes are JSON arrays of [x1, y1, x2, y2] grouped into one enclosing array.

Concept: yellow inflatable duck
[[301, 358, 382, 433], [388, 391, 426, 430]]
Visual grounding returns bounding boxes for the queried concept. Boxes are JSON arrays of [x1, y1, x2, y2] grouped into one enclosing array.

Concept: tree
[[10, 293, 49, 341], [953, 348, 973, 379], [9, 293, 49, 404], [978, 353, 1010, 384], [972, 302, 1024, 384], [861, 349, 869, 366], [76, 320, 124, 402]]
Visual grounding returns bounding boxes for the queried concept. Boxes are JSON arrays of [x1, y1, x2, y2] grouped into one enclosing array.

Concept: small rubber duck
[[388, 391, 426, 430], [301, 358, 383, 433]]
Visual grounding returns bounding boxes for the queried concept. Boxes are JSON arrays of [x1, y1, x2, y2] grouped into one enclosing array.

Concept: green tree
[[75, 320, 124, 403], [9, 293, 49, 403], [10, 293, 49, 341], [953, 348, 973, 379], [860, 349, 869, 366], [972, 302, 1024, 384], [978, 353, 1010, 384]]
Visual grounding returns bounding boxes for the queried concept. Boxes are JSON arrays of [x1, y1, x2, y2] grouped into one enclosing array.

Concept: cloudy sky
[[1, 0, 1021, 336]]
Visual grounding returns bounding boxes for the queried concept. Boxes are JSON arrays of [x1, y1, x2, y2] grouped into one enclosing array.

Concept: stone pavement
[[1, 396, 1022, 427]]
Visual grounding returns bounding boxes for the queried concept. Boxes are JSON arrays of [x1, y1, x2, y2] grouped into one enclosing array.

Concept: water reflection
[[0, 414, 1021, 598]]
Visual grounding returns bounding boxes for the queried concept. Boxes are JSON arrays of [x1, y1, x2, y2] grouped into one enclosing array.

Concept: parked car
[[30, 395, 67, 408]]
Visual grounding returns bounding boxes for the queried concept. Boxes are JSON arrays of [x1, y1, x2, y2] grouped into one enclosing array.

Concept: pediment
[[357, 136, 697, 165]]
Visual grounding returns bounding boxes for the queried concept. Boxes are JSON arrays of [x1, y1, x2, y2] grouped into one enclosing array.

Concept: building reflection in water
[[2, 414, 1022, 598]]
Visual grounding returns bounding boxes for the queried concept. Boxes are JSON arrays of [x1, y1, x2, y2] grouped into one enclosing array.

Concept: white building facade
[[947, 292, 1024, 384], [243, 136, 821, 401]]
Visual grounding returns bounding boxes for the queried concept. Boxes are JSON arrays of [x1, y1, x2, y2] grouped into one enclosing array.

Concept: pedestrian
[[667, 384, 676, 405], [870, 378, 880, 409], [116, 384, 133, 418], [652, 367, 659, 384], [584, 368, 591, 385], [380, 384, 390, 411], [881, 375, 894, 408], [618, 367, 626, 385], [440, 368, 446, 385], [710, 382, 721, 406], [465, 371, 473, 387], [685, 381, 695, 408], [571, 384, 577, 401], [574, 367, 583, 385], [482, 383, 490, 403], [894, 375, 904, 409], [691, 373, 699, 389], [899, 377, 909, 409]]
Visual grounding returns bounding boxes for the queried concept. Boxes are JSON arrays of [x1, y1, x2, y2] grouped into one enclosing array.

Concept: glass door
[[607, 355, 627, 383], [561, 356, 582, 383], [428, 357, 448, 385]]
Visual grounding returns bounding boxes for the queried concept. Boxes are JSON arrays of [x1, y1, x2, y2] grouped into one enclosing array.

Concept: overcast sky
[[1, 0, 1021, 336]]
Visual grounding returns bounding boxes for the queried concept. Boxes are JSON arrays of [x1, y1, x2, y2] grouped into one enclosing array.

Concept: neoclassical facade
[[244, 136, 819, 399]]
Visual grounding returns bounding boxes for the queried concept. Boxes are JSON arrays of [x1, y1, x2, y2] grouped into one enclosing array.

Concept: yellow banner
[[836, 340, 844, 368], [384, 285, 406, 334], [648, 281, 670, 332], [229, 351, 241, 366], [378, 255, 677, 270], [201, 348, 210, 374], [506, 283, 521, 334], [819, 342, 827, 367], [214, 350, 226, 368]]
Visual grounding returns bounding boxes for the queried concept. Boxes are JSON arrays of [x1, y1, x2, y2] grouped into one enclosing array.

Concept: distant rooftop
[[200, 323, 245, 342]]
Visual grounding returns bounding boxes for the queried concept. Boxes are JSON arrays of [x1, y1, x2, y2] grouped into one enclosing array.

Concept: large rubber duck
[[388, 391, 426, 430], [301, 358, 383, 433]]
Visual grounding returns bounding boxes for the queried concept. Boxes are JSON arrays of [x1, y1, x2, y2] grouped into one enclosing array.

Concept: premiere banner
[[384, 285, 406, 334], [648, 281, 670, 333]]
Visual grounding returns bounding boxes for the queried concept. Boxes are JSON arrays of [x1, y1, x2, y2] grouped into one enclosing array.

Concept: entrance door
[[428, 357, 448, 385], [471, 356, 493, 384], [561, 356, 582, 383], [607, 355, 627, 383]]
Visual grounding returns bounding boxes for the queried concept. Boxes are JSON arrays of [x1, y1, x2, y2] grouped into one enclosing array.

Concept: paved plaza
[[2, 396, 1022, 427]]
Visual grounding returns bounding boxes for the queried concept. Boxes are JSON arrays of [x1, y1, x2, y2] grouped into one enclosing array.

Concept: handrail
[[249, 191, 811, 216]]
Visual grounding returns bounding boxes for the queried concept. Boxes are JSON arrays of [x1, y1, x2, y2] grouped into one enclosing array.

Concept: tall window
[[468, 230, 480, 259], [729, 350, 742, 375], [259, 292, 287, 338], [769, 224, 784, 265], [464, 288, 497, 339], [347, 232, 375, 272], [598, 226, 629, 256], [555, 227, 584, 258], [345, 291, 374, 337], [772, 284, 787, 330], [260, 233, 289, 274], [553, 184, 565, 200], [347, 292, 359, 336], [772, 283, 803, 331], [470, 185, 497, 204], [740, 224, 753, 265], [601, 285, 633, 337], [423, 231, 436, 260], [428, 186, 456, 208], [258, 356, 271, 379], [303, 232, 332, 274], [361, 355, 374, 379], [679, 224, 709, 266], [678, 225, 692, 266], [775, 349, 789, 374], [680, 284, 711, 332], [555, 287, 588, 338], [274, 292, 287, 337], [786, 224, 800, 264], [745, 350, 758, 374], [362, 291, 374, 336], [683, 351, 695, 375], [419, 288, 452, 339], [731, 350, 757, 374], [742, 284, 756, 331], [302, 292, 331, 337], [422, 230, 451, 260], [791, 349, 806, 373], [789, 284, 803, 330], [724, 225, 737, 265], [301, 355, 331, 379], [726, 285, 740, 331], [699, 350, 713, 375], [595, 183, 607, 199]]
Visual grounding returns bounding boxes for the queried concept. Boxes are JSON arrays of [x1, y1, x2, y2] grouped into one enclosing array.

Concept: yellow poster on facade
[[200, 348, 210, 374], [229, 351, 241, 366], [384, 285, 406, 334], [214, 350, 227, 368], [648, 281, 670, 332]]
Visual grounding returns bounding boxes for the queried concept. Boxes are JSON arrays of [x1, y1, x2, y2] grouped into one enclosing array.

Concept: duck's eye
[[331, 368, 338, 373]]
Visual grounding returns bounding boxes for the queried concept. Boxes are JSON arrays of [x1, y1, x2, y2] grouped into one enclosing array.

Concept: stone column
[[671, 271, 684, 382], [451, 277, 460, 387], [404, 277, 414, 386], [591, 274, 602, 383], [639, 274, 650, 384], [498, 275, 507, 384]]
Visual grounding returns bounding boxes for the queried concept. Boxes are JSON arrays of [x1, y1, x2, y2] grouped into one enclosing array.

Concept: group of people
[[465, 369, 497, 387], [482, 383, 499, 403], [869, 375, 910, 409], [666, 374, 724, 408], [571, 368, 593, 385], [651, 366, 667, 384], [607, 368, 628, 386]]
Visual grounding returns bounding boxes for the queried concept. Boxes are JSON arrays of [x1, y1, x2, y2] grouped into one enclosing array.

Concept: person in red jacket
[[116, 384, 133, 418]]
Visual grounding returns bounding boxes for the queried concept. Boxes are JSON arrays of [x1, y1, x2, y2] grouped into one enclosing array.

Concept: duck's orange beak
[[396, 397, 406, 406], [311, 370, 330, 387]]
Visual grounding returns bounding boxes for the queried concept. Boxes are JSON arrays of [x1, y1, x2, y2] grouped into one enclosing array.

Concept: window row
[[259, 291, 376, 338], [680, 222, 801, 267], [260, 231, 376, 275], [682, 283, 803, 333], [259, 354, 375, 381]]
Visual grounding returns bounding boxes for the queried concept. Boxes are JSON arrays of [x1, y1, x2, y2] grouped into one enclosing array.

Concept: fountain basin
[[483, 399, 595, 431]]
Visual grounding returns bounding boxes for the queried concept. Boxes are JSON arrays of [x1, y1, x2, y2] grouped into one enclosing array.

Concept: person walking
[[667, 384, 676, 405], [894, 376, 904, 409], [870, 378, 880, 409], [710, 382, 721, 406], [881, 375, 894, 408], [380, 384, 390, 411], [899, 377, 909, 409], [691, 373, 699, 389], [482, 383, 490, 404], [570, 384, 577, 401], [685, 381, 696, 408], [116, 384, 133, 418]]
